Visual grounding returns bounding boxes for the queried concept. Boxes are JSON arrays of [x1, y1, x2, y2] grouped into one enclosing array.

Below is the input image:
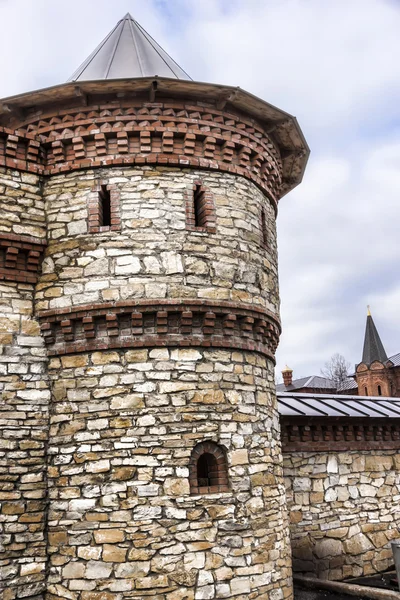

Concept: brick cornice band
[[0, 101, 286, 209], [38, 299, 281, 359], [281, 417, 400, 452], [0, 233, 47, 284]]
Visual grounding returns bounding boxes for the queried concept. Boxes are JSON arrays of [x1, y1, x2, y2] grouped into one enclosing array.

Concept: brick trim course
[[0, 99, 285, 210], [281, 416, 400, 451], [0, 232, 47, 284], [38, 299, 281, 360]]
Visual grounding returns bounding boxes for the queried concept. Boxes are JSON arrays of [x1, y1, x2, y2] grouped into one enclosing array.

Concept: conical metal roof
[[69, 13, 191, 82], [362, 311, 388, 366]]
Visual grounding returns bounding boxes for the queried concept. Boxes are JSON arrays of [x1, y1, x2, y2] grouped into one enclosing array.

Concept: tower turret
[[356, 307, 392, 396], [0, 14, 309, 600]]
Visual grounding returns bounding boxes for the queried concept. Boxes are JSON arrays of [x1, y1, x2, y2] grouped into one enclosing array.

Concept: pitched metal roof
[[69, 13, 191, 82], [276, 375, 335, 392], [362, 314, 388, 366], [277, 392, 400, 418], [336, 377, 358, 391], [389, 352, 400, 367]]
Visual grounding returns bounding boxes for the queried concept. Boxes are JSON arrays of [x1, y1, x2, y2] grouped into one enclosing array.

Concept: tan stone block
[[78, 546, 102, 560], [103, 544, 127, 562], [112, 466, 137, 481], [110, 395, 144, 410], [61, 355, 88, 368], [136, 575, 169, 589], [290, 511, 303, 524], [326, 528, 349, 539], [21, 320, 40, 335], [92, 351, 120, 365], [164, 478, 190, 496], [2, 502, 25, 515], [192, 389, 224, 404], [110, 417, 132, 428], [93, 529, 125, 543], [128, 548, 155, 561], [230, 449, 249, 466], [125, 349, 148, 362], [365, 455, 393, 471], [310, 492, 324, 503], [81, 593, 115, 600], [63, 561, 86, 578], [251, 472, 275, 486], [86, 513, 108, 522], [20, 562, 45, 576]]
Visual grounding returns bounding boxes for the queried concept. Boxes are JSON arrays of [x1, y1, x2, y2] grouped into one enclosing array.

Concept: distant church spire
[[362, 308, 388, 366], [69, 13, 191, 82]]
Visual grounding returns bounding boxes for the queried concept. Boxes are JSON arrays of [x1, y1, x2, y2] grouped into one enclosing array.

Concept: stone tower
[[0, 13, 309, 600]]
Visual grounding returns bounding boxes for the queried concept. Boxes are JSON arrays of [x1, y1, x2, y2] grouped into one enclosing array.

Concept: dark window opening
[[364, 387, 368, 396], [261, 208, 268, 246], [194, 184, 206, 227], [197, 453, 218, 487], [378, 385, 382, 396], [99, 185, 111, 227]]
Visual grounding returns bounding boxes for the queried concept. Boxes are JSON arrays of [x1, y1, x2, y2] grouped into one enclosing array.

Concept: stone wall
[[46, 348, 291, 600], [0, 280, 49, 600], [37, 167, 278, 314], [283, 450, 400, 581], [0, 167, 49, 599]]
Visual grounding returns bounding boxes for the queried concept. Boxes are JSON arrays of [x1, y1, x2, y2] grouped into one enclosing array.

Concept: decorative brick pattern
[[281, 417, 400, 452], [88, 181, 121, 233], [189, 441, 229, 494], [0, 99, 286, 210], [38, 299, 281, 359], [0, 233, 46, 284]]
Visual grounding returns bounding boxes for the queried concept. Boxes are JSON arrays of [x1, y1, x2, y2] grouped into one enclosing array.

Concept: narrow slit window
[[364, 386, 368, 396], [378, 385, 382, 396], [194, 184, 206, 228], [99, 184, 111, 227], [261, 208, 268, 246]]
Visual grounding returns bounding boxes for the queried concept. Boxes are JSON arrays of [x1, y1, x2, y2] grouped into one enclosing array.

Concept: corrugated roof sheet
[[277, 392, 400, 418], [69, 13, 191, 82]]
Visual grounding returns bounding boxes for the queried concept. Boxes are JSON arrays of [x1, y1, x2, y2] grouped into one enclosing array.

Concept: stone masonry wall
[[36, 167, 278, 315], [284, 450, 400, 581], [0, 167, 49, 600], [46, 348, 291, 600]]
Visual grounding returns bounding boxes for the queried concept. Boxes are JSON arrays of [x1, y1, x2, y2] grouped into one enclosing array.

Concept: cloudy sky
[[1, 0, 399, 379]]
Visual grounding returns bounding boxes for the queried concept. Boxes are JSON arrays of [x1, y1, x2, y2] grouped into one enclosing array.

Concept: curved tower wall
[[0, 168, 49, 600], [0, 82, 308, 600]]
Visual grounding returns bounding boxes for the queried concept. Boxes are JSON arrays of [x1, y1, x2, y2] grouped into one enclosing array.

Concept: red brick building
[[279, 310, 400, 397]]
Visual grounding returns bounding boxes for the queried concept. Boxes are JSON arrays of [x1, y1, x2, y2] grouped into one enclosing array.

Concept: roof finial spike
[[367, 305, 371, 316]]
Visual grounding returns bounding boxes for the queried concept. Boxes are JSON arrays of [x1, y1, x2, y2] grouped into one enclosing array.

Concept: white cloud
[[0, 0, 399, 380]]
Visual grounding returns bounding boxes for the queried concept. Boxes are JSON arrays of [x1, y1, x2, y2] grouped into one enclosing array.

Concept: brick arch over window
[[189, 441, 229, 494]]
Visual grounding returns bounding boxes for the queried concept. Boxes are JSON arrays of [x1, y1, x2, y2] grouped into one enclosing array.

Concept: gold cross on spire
[[367, 305, 371, 316]]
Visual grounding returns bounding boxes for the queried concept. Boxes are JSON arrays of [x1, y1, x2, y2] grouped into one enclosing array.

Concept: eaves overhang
[[0, 77, 309, 197]]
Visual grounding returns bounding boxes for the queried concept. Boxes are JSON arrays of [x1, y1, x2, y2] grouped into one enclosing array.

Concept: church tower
[[356, 308, 393, 396], [0, 14, 309, 600]]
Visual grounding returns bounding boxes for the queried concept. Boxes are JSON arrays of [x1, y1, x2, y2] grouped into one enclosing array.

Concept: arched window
[[378, 385, 382, 396], [189, 441, 229, 494]]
